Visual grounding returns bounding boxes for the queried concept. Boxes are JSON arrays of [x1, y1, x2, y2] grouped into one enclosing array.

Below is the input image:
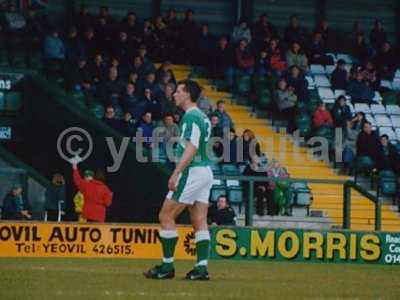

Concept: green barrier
[[210, 227, 400, 265]]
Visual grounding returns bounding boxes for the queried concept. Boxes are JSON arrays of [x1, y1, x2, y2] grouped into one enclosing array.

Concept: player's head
[[174, 80, 202, 109]]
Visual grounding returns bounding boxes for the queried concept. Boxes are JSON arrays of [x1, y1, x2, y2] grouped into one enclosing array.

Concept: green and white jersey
[[176, 106, 211, 168]]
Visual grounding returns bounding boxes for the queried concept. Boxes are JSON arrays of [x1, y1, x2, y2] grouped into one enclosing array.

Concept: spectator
[[44, 173, 65, 221], [119, 11, 140, 42], [285, 65, 309, 102], [224, 128, 238, 163], [138, 72, 157, 97], [97, 6, 114, 25], [315, 19, 337, 52], [214, 100, 234, 128], [197, 92, 213, 115], [155, 61, 176, 84], [342, 120, 360, 169], [69, 58, 92, 92], [1, 184, 32, 220], [138, 45, 155, 74], [103, 106, 122, 131], [156, 113, 180, 152], [82, 28, 98, 60], [352, 112, 366, 131], [160, 83, 178, 115], [136, 112, 154, 148], [347, 71, 374, 103], [64, 27, 83, 63], [212, 36, 235, 89], [231, 19, 252, 44], [269, 39, 287, 76], [331, 59, 348, 90], [356, 121, 380, 162], [43, 28, 65, 61], [97, 67, 124, 106], [352, 33, 372, 65], [252, 13, 277, 50], [375, 42, 397, 80], [71, 158, 113, 223], [210, 114, 224, 157], [255, 49, 270, 78], [286, 42, 308, 72], [75, 5, 93, 33], [235, 39, 255, 75], [89, 54, 107, 84], [112, 31, 132, 65], [284, 15, 307, 45], [120, 112, 136, 137], [152, 15, 168, 61], [376, 135, 400, 174], [73, 191, 85, 222], [362, 61, 380, 91], [122, 83, 141, 119], [331, 96, 352, 128], [242, 129, 261, 162], [143, 88, 162, 121], [243, 155, 269, 216], [208, 195, 236, 225], [313, 102, 333, 129], [197, 24, 215, 68], [307, 32, 332, 65], [275, 78, 298, 133], [180, 9, 199, 63], [369, 20, 387, 51], [266, 159, 291, 216]]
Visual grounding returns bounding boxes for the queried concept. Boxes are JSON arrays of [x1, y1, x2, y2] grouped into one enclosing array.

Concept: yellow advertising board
[[0, 222, 196, 260]]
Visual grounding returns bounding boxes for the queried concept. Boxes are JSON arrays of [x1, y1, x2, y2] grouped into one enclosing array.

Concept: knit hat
[[84, 169, 95, 177]]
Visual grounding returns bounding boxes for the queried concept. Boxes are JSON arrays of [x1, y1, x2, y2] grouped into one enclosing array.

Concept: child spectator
[[313, 102, 333, 129]]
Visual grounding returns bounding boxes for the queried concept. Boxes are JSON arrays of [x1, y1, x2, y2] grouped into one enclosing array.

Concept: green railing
[[214, 176, 382, 230], [343, 180, 381, 231]]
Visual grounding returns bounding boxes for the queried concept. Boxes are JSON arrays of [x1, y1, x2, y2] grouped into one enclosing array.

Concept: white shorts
[[166, 166, 213, 205]]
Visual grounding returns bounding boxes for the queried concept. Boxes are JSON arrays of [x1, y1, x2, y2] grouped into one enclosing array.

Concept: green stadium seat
[[221, 163, 240, 176], [354, 156, 375, 185], [4, 92, 22, 111], [210, 179, 227, 202], [210, 163, 222, 175], [377, 170, 397, 198], [237, 75, 252, 94], [258, 89, 272, 109], [0, 92, 4, 110], [382, 91, 398, 105], [228, 186, 243, 212], [90, 104, 105, 119]]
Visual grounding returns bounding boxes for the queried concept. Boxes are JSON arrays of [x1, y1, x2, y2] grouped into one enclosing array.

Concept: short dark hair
[[177, 80, 202, 102], [217, 100, 224, 105], [380, 134, 389, 140]]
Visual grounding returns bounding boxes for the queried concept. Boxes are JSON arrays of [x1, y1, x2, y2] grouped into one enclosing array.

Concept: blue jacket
[[347, 80, 374, 103], [44, 35, 65, 60], [1, 192, 30, 220]]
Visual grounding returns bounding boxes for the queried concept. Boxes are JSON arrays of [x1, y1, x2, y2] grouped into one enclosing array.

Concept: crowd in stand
[[1, 3, 400, 217]]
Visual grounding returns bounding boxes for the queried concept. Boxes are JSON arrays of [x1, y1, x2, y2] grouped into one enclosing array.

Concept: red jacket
[[313, 108, 333, 129], [235, 47, 255, 69], [73, 168, 113, 222]]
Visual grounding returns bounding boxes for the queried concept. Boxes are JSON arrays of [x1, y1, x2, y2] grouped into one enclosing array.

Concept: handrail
[[343, 180, 381, 231], [214, 175, 347, 226]]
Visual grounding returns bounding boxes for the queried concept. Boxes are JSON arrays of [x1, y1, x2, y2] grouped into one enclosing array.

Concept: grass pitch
[[0, 258, 399, 299]]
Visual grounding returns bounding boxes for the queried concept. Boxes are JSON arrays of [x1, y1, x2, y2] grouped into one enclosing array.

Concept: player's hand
[[168, 173, 179, 191]]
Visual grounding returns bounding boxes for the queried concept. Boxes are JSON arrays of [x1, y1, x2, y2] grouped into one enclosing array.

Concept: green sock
[[195, 230, 210, 271], [160, 230, 178, 271]]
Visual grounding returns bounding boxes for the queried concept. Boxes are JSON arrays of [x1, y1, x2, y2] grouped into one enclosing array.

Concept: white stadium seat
[[379, 127, 396, 140], [310, 64, 326, 75], [325, 65, 335, 75], [373, 91, 383, 103], [375, 115, 392, 127], [336, 53, 353, 64], [370, 104, 386, 115], [365, 114, 377, 126], [386, 105, 400, 115], [314, 75, 331, 88], [381, 80, 393, 90], [396, 128, 400, 140], [390, 116, 400, 128], [354, 103, 371, 114]]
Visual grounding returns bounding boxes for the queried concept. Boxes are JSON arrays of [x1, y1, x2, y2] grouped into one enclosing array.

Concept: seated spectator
[[156, 113, 180, 154], [285, 65, 309, 102], [369, 20, 387, 52], [160, 83, 178, 115], [315, 19, 337, 52], [136, 112, 154, 148], [97, 67, 124, 106], [352, 111, 366, 131], [255, 49, 270, 78], [95, 17, 113, 56], [143, 88, 162, 122], [252, 13, 277, 50], [81, 28, 98, 60], [120, 112, 136, 137], [242, 129, 261, 162], [347, 71, 374, 103], [284, 15, 307, 45], [313, 102, 333, 129], [286, 42, 308, 72], [235, 39, 255, 75], [362, 61, 380, 91], [224, 128, 238, 163], [119, 11, 140, 43], [275, 78, 297, 133], [331, 96, 352, 128], [128, 56, 146, 80], [352, 33, 372, 65], [103, 106, 122, 131], [152, 16, 168, 61], [266, 159, 291, 216], [342, 120, 360, 169], [208, 195, 236, 225], [356, 121, 380, 162], [376, 134, 400, 174], [231, 19, 252, 44], [65, 27, 84, 63], [243, 155, 269, 216], [374, 42, 397, 80], [212, 36, 235, 89], [44, 173, 66, 221], [155, 61, 176, 84], [43, 27, 65, 62], [69, 58, 93, 92], [269, 39, 287, 76], [122, 83, 140, 119], [138, 72, 157, 97], [197, 24, 215, 68], [331, 59, 348, 90], [1, 184, 32, 220], [307, 32, 332, 65], [138, 45, 155, 74], [127, 72, 139, 86], [180, 9, 199, 64], [210, 114, 224, 157], [112, 31, 132, 65], [89, 54, 107, 84], [71, 158, 113, 223], [214, 100, 234, 129], [197, 92, 213, 115]]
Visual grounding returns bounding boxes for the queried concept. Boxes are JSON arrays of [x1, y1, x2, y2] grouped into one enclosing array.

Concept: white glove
[[69, 156, 82, 165]]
